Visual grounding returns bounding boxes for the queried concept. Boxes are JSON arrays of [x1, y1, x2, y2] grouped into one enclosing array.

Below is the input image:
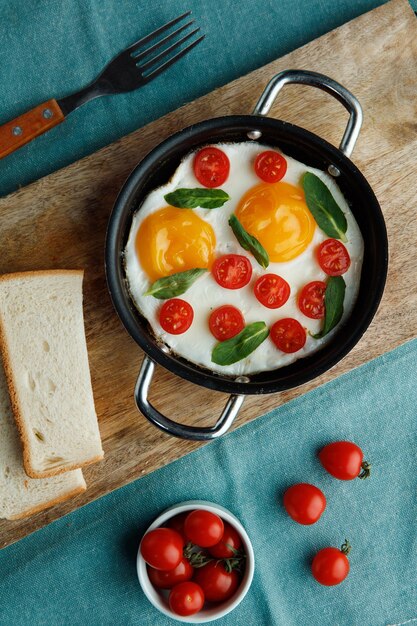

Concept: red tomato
[[254, 274, 290, 309], [312, 541, 351, 586], [319, 441, 371, 480], [194, 146, 230, 188], [283, 483, 326, 525], [169, 581, 205, 616], [166, 512, 189, 542], [140, 528, 184, 571], [317, 239, 351, 276], [254, 150, 287, 183], [212, 254, 252, 290], [209, 305, 245, 340], [148, 557, 193, 589], [209, 521, 242, 559], [193, 561, 240, 602], [184, 510, 224, 548], [159, 298, 194, 335], [298, 281, 326, 319], [270, 318, 306, 353]]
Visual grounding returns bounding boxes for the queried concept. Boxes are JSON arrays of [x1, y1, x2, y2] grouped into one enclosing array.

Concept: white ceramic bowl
[[137, 500, 255, 623]]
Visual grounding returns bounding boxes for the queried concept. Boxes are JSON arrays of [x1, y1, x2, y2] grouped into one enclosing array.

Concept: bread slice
[[0, 270, 104, 478], [0, 357, 86, 520]]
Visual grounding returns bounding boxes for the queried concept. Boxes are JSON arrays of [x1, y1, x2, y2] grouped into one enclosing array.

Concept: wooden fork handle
[[0, 99, 65, 159]]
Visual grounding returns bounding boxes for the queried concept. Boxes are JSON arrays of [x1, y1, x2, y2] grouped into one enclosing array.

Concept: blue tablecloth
[[0, 1, 416, 625]]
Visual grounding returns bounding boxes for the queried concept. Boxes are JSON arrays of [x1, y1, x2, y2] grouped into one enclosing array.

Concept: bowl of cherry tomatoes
[[137, 500, 255, 622]]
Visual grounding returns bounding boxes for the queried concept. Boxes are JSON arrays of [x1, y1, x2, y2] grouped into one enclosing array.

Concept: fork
[[0, 12, 203, 160]]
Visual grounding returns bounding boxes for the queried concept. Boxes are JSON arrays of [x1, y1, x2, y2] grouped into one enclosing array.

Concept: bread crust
[[6, 482, 87, 521], [0, 269, 103, 478]]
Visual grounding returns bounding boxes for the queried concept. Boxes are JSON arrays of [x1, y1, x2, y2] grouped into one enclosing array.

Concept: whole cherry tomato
[[194, 146, 230, 188], [319, 441, 371, 480], [317, 239, 351, 276], [169, 581, 205, 616], [147, 557, 193, 589], [212, 254, 252, 290], [184, 510, 224, 547], [166, 512, 189, 542], [312, 540, 351, 586], [209, 521, 242, 559], [140, 528, 183, 571], [283, 483, 326, 525], [193, 561, 240, 602], [254, 150, 287, 183]]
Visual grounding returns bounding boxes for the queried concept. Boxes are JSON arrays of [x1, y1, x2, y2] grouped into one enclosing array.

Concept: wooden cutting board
[[1, 0, 416, 550]]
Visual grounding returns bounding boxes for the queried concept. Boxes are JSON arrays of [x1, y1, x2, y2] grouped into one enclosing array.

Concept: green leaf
[[312, 276, 346, 339], [302, 172, 348, 242], [144, 268, 207, 299], [212, 321, 269, 366], [164, 188, 230, 209], [228, 214, 269, 268]]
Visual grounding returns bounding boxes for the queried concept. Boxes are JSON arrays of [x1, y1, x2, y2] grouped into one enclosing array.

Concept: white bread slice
[[0, 270, 104, 478], [0, 357, 86, 520]]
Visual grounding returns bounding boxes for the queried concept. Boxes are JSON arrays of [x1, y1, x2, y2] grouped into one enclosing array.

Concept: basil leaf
[[144, 268, 207, 299], [302, 172, 348, 242], [212, 321, 269, 366], [228, 214, 269, 269], [164, 188, 230, 209], [313, 276, 346, 339]]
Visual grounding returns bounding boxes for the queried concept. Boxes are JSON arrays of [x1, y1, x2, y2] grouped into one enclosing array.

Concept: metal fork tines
[[58, 12, 204, 115]]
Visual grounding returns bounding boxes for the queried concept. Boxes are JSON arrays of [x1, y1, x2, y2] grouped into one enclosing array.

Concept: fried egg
[[124, 142, 364, 376]]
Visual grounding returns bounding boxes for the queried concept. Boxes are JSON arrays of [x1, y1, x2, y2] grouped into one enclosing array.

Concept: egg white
[[124, 142, 364, 376]]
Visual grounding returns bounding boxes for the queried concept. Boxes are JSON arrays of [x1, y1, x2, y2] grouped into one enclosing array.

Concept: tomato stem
[[340, 539, 351, 555], [358, 460, 371, 479]]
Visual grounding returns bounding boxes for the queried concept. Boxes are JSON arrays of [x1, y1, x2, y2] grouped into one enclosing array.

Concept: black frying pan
[[105, 70, 388, 441]]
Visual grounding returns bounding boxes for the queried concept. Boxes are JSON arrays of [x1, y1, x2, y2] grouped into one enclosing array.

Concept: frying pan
[[105, 70, 388, 441]]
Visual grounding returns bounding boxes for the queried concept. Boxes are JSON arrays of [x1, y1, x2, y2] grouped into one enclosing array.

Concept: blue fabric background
[[1, 0, 416, 199], [0, 339, 416, 625]]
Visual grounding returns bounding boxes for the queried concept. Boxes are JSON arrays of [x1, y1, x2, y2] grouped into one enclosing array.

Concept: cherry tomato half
[[317, 239, 351, 276], [254, 273, 290, 309], [298, 281, 327, 319], [312, 542, 351, 586], [148, 557, 193, 589], [283, 483, 326, 525], [212, 254, 252, 290], [159, 298, 194, 335], [254, 150, 287, 183], [140, 528, 184, 570], [209, 305, 245, 340], [319, 441, 370, 480], [270, 318, 306, 353], [193, 561, 240, 603], [166, 512, 189, 542], [184, 510, 224, 548], [209, 521, 242, 559], [193, 146, 230, 188], [169, 581, 205, 616]]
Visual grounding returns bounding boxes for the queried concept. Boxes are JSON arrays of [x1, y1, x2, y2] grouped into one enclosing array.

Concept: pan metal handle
[[134, 355, 246, 441], [252, 69, 363, 158]]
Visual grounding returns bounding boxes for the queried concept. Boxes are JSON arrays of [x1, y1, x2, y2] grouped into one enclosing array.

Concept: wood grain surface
[[1, 0, 416, 549]]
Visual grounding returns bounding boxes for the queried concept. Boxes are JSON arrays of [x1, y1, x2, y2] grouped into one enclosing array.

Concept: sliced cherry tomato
[[254, 273, 290, 309], [140, 528, 183, 571], [184, 510, 224, 548], [298, 281, 326, 319], [212, 254, 252, 290], [193, 561, 240, 603], [169, 581, 205, 616], [317, 239, 351, 276], [193, 146, 230, 188], [148, 557, 193, 589], [312, 541, 351, 586], [319, 441, 371, 480], [209, 521, 242, 559], [283, 483, 326, 525], [159, 298, 194, 335], [166, 512, 189, 542], [254, 150, 287, 183], [209, 305, 245, 340], [270, 318, 306, 353]]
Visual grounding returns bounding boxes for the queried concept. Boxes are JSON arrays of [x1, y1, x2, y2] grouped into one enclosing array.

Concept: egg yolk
[[136, 207, 216, 281], [235, 182, 316, 262]]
